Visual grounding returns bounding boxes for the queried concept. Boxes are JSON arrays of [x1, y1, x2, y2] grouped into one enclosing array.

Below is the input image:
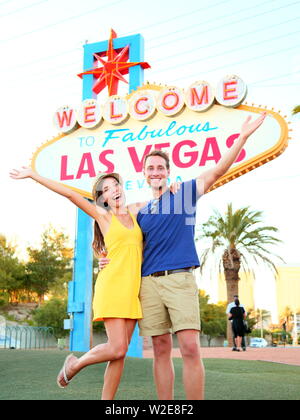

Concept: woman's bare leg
[[57, 318, 130, 387], [101, 319, 136, 400]]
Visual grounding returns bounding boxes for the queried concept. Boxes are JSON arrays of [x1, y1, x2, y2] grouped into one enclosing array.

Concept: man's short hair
[[143, 150, 170, 170]]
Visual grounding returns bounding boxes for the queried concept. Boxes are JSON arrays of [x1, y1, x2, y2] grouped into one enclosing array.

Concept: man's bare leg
[[152, 333, 174, 400], [176, 329, 205, 400]]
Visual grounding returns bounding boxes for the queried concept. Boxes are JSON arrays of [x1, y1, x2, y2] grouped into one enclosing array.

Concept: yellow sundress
[[93, 211, 143, 321]]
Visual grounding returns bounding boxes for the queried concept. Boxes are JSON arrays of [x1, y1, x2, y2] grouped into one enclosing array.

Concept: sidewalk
[[143, 347, 300, 366]]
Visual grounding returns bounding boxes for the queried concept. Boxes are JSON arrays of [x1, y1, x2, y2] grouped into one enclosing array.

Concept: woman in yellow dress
[[9, 168, 146, 399]]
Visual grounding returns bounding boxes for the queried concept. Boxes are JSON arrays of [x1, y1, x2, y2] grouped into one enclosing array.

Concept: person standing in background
[[226, 295, 247, 351], [228, 298, 247, 352]]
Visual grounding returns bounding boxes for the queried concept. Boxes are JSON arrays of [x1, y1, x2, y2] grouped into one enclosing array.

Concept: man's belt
[[150, 268, 193, 277]]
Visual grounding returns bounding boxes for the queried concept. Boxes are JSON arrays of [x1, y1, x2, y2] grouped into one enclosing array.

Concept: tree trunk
[[223, 248, 241, 347]]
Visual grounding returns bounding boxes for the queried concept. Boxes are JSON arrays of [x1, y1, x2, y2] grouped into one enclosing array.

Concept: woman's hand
[[170, 181, 182, 195], [9, 166, 35, 180]]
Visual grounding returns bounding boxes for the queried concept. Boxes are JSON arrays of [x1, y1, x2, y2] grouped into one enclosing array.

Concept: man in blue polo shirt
[[100, 112, 266, 400], [137, 151, 203, 400], [137, 112, 265, 400]]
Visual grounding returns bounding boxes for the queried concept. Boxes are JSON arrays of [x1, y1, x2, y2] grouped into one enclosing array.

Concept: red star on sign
[[78, 29, 151, 96]]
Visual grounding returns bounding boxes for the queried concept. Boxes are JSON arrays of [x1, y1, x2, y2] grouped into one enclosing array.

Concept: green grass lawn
[[0, 349, 299, 400]]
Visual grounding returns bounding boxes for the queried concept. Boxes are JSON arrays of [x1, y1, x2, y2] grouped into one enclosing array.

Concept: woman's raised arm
[[9, 166, 104, 221]]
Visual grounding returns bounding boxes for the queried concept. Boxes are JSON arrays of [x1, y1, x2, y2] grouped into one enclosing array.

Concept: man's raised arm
[[196, 112, 266, 195]]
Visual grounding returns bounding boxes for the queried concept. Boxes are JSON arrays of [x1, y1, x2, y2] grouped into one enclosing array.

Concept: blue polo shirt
[[137, 179, 201, 276]]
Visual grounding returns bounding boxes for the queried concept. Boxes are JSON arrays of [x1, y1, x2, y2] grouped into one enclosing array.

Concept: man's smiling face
[[143, 155, 170, 191]]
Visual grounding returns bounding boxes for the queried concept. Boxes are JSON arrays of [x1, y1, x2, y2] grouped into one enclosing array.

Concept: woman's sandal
[[57, 354, 75, 389]]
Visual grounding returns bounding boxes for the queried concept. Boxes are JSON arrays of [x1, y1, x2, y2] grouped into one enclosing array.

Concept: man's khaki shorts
[[138, 271, 200, 337]]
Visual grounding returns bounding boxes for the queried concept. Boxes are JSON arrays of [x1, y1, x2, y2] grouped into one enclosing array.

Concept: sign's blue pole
[[68, 34, 145, 356], [68, 209, 93, 352], [68, 42, 95, 353]]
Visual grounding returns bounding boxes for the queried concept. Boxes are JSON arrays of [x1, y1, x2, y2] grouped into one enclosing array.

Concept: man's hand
[[240, 112, 266, 140], [170, 181, 182, 194], [98, 256, 110, 270]]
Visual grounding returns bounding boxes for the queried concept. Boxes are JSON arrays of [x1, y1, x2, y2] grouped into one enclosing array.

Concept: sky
[[1, 0, 300, 318]]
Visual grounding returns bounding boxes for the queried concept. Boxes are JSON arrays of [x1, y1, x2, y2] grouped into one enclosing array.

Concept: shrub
[[0, 292, 9, 308], [32, 298, 68, 339]]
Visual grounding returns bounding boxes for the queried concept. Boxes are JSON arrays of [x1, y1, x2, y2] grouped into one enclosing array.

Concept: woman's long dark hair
[[93, 220, 105, 258], [91, 173, 122, 257]]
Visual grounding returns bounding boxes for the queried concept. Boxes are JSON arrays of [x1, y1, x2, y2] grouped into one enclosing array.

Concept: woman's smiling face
[[101, 176, 125, 210]]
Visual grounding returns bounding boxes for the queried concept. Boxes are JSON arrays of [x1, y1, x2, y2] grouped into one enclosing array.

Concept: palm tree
[[197, 203, 284, 345], [280, 306, 294, 332], [292, 105, 300, 115]]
